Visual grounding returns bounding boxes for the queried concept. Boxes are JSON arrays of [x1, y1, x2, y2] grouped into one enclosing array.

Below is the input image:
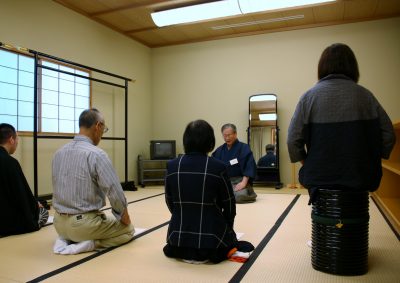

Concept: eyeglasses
[[99, 121, 109, 133], [223, 133, 235, 138]]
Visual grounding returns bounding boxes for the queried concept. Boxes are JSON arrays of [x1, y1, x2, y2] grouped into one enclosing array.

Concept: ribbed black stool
[[311, 188, 369, 275]]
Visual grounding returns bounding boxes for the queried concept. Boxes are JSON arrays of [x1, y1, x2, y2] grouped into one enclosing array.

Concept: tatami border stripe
[[27, 221, 170, 283], [229, 194, 301, 283], [102, 192, 165, 211]]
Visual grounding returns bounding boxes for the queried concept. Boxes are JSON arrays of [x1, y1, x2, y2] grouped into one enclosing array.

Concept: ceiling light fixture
[[259, 113, 277, 121], [211, 14, 304, 30], [239, 0, 336, 14], [151, 1, 241, 27], [151, 0, 336, 27]]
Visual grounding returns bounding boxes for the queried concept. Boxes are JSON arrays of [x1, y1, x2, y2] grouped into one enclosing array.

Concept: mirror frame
[[248, 94, 282, 189]]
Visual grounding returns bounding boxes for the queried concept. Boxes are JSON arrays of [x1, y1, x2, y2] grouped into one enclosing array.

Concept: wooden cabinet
[[137, 155, 169, 187], [372, 121, 400, 235]]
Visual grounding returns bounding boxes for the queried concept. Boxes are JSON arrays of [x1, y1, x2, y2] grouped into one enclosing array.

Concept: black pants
[[163, 244, 233, 263]]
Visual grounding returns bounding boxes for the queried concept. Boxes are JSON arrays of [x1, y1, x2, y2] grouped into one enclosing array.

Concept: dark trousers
[[163, 244, 233, 263]]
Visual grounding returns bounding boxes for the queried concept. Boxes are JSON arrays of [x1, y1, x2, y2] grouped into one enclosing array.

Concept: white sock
[[59, 240, 95, 255], [231, 251, 250, 259], [53, 237, 70, 254]]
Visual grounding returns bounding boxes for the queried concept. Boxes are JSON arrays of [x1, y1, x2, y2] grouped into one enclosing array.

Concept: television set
[[150, 140, 176, 160]]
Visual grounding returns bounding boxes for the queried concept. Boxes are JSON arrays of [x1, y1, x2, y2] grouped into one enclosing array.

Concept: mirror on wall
[[248, 94, 282, 188]]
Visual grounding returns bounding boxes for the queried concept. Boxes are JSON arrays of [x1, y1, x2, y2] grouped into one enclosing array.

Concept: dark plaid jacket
[[287, 74, 395, 191], [165, 153, 237, 249]]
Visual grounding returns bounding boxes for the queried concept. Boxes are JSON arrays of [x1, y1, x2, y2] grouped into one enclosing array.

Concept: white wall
[[151, 17, 400, 186], [0, 0, 152, 195]]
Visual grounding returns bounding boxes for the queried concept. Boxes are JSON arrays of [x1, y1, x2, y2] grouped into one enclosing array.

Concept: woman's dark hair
[[318, 43, 359, 82], [0, 123, 16, 144], [183, 119, 215, 154], [79, 108, 101, 128]]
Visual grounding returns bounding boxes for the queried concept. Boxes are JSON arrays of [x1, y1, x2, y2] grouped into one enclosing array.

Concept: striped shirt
[[52, 135, 127, 220]]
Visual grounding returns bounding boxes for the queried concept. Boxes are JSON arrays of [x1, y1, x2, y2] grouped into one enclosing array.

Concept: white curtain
[[250, 127, 273, 162]]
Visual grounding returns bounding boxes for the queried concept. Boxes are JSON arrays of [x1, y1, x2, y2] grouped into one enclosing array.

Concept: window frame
[[0, 47, 92, 136]]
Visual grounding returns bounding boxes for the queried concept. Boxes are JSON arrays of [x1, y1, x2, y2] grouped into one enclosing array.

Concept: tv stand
[[137, 155, 170, 187]]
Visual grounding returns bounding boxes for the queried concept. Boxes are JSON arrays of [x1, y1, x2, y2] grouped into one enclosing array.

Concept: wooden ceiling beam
[[89, 0, 167, 17], [125, 26, 158, 34], [89, 0, 210, 17]]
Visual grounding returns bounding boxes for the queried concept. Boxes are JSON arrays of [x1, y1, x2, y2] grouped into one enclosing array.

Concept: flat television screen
[[150, 140, 176, 160]]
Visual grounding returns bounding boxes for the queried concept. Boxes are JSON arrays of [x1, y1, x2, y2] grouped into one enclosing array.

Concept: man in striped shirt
[[52, 108, 134, 254]]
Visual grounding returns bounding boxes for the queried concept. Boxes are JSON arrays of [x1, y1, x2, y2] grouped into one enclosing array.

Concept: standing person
[[287, 43, 395, 193], [287, 43, 395, 275], [257, 144, 277, 167], [52, 108, 134, 255], [212, 123, 257, 203], [0, 123, 49, 237], [163, 119, 253, 264]]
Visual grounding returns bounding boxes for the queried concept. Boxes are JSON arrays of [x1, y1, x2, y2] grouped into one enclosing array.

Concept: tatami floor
[[0, 187, 399, 283]]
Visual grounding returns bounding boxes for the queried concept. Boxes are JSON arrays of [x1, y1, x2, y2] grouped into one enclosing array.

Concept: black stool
[[311, 188, 369, 275]]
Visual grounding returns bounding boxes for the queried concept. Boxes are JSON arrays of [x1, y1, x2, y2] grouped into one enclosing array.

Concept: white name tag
[[230, 158, 238, 165]]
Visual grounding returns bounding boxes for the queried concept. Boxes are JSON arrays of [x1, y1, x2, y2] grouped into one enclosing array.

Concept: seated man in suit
[[212, 123, 257, 203], [0, 123, 49, 237]]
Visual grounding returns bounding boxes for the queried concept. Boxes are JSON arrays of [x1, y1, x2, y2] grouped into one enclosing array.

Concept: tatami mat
[[0, 187, 398, 283], [34, 191, 297, 283], [0, 189, 167, 283], [242, 195, 400, 283]]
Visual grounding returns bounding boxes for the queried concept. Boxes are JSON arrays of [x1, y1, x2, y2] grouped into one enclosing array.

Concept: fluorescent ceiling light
[[239, 0, 336, 14], [259, 113, 277, 121], [151, 0, 336, 27], [151, 0, 241, 27], [212, 15, 304, 30], [250, 95, 277, 102]]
